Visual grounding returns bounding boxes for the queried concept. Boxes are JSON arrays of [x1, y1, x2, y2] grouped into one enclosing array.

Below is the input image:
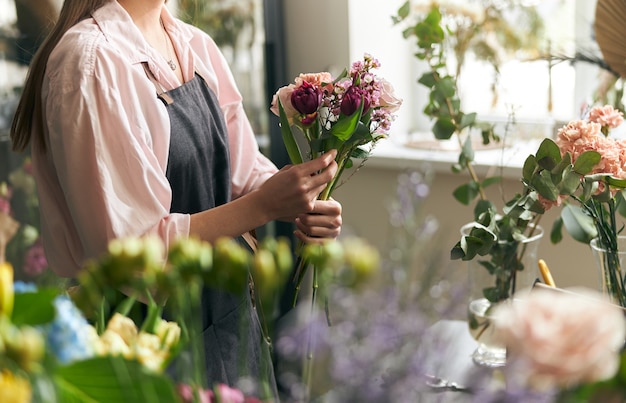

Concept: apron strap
[[141, 63, 174, 105]]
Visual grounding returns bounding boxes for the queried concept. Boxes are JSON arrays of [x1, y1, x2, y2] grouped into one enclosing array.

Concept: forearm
[[188, 190, 272, 243]]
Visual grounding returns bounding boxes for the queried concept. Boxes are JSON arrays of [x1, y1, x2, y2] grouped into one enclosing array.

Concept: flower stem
[[302, 265, 318, 401]]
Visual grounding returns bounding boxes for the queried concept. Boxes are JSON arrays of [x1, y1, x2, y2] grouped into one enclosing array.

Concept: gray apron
[[144, 65, 277, 399]]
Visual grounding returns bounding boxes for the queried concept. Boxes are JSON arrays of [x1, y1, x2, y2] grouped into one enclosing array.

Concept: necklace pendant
[[167, 59, 177, 71]]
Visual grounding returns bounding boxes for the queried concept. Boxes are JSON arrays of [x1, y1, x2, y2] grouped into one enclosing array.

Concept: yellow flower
[[2, 325, 45, 372], [0, 262, 14, 317], [154, 319, 181, 350], [98, 329, 131, 358], [0, 369, 31, 403], [106, 313, 138, 346], [134, 332, 167, 372]]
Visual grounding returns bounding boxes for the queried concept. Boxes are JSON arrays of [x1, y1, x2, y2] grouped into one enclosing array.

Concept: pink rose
[[378, 78, 402, 113], [492, 288, 626, 391], [294, 72, 333, 92], [270, 84, 298, 122]]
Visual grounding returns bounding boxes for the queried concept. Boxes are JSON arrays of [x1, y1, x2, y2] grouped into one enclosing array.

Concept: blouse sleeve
[[43, 39, 189, 270]]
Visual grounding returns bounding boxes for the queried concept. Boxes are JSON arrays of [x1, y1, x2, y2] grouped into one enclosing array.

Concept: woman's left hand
[[294, 198, 342, 244]]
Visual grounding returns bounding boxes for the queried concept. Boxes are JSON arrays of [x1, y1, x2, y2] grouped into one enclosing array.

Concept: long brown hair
[[10, 0, 111, 152]]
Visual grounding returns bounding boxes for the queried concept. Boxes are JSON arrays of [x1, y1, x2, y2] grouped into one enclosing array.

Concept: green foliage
[[394, 1, 545, 303], [55, 356, 179, 403]]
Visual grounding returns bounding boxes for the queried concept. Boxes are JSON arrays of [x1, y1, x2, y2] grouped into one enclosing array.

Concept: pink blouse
[[33, 2, 278, 277]]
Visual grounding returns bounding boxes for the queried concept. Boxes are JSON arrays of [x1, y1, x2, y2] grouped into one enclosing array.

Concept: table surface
[[416, 320, 499, 402]]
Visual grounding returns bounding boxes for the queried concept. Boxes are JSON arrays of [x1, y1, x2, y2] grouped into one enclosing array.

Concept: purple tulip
[[340, 85, 370, 116], [291, 81, 322, 115]]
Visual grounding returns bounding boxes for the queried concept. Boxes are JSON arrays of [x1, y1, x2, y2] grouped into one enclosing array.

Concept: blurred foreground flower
[[492, 288, 626, 391], [0, 369, 32, 403]]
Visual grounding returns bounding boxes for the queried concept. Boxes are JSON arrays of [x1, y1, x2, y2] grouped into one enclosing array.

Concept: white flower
[[492, 288, 626, 390]]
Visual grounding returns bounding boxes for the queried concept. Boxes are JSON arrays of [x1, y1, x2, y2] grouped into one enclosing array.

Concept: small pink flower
[[0, 197, 10, 215], [215, 384, 245, 403], [177, 384, 214, 403], [588, 105, 624, 129], [492, 288, 626, 391], [22, 239, 48, 277]]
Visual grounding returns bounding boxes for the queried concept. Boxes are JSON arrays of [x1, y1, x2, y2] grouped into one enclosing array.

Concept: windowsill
[[367, 132, 544, 179]]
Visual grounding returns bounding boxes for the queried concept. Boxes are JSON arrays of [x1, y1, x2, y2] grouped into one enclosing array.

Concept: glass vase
[[590, 236, 626, 307], [462, 223, 543, 368]]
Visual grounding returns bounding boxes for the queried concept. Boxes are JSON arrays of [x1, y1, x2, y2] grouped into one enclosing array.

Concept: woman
[[10, 0, 342, 398]]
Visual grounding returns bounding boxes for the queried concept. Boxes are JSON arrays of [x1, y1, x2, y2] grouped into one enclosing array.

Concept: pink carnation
[[537, 194, 566, 212], [588, 105, 624, 129], [555, 119, 602, 161], [492, 288, 626, 391]]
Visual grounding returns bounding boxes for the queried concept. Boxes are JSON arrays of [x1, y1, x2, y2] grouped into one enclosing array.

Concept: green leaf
[[453, 181, 480, 205], [12, 289, 58, 326], [418, 72, 438, 88], [535, 138, 561, 170], [55, 356, 179, 403], [558, 166, 582, 195], [474, 200, 495, 220], [278, 99, 304, 165], [432, 118, 456, 140], [573, 150, 601, 175], [434, 76, 457, 99], [459, 112, 476, 130], [397, 1, 410, 19], [330, 102, 364, 141], [550, 217, 564, 244], [531, 169, 559, 201], [617, 191, 626, 218], [522, 155, 537, 182], [561, 204, 597, 243], [481, 176, 502, 188], [350, 147, 370, 159], [607, 176, 626, 189], [460, 135, 475, 165]]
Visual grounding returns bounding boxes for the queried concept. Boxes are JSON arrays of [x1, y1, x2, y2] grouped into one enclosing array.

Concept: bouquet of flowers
[[522, 105, 626, 305], [270, 53, 402, 299]]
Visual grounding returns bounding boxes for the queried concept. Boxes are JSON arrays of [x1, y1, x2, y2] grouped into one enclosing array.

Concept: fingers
[[294, 199, 343, 242]]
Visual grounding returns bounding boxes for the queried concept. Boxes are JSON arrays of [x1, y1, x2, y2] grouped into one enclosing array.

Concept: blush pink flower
[[588, 105, 624, 130], [378, 78, 402, 113], [492, 288, 626, 391], [270, 84, 297, 123]]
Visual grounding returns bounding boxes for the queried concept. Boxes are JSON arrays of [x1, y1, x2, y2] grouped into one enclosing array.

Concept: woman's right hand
[[257, 150, 338, 221]]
